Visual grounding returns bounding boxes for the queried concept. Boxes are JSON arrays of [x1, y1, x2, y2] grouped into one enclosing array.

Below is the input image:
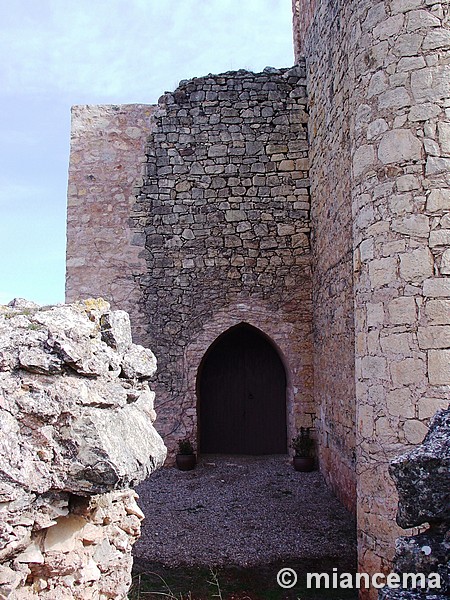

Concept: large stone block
[[390, 357, 426, 386], [399, 248, 434, 283], [428, 349, 450, 385], [387, 296, 417, 325], [423, 278, 450, 298], [418, 326, 450, 350], [378, 130, 422, 164]]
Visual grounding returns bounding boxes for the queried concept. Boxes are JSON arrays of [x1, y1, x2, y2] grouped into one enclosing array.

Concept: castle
[[65, 1, 450, 597]]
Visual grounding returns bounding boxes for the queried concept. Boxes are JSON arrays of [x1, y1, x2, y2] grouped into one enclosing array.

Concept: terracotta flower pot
[[293, 456, 315, 472], [175, 454, 196, 471]]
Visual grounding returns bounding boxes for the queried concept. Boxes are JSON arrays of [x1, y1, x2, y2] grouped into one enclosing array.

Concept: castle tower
[[293, 0, 450, 595]]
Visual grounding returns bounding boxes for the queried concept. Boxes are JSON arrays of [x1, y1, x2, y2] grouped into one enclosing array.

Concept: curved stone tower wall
[[295, 0, 450, 596], [131, 67, 314, 455]]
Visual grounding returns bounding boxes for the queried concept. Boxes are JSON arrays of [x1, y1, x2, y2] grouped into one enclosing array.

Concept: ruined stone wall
[[130, 66, 314, 455], [66, 104, 156, 344], [0, 299, 166, 598], [296, 0, 450, 596]]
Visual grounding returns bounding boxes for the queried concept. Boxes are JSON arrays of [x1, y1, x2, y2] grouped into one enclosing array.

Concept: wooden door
[[198, 324, 287, 454]]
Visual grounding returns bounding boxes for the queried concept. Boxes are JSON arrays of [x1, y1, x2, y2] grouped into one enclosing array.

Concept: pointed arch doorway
[[198, 323, 287, 455]]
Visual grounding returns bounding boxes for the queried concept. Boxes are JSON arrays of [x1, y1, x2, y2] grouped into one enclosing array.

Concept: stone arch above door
[[179, 300, 314, 456]]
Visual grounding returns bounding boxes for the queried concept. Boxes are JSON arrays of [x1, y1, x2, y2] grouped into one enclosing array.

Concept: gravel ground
[[133, 455, 356, 568]]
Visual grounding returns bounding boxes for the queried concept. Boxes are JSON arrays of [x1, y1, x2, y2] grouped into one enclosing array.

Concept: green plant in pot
[[291, 427, 315, 472], [175, 438, 196, 471]]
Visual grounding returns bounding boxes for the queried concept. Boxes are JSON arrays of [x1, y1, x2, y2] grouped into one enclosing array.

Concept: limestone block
[[406, 10, 441, 32], [353, 144, 375, 176], [373, 14, 404, 40], [403, 419, 429, 445], [391, 357, 426, 386], [380, 332, 411, 355], [208, 144, 227, 157], [378, 130, 422, 164], [418, 326, 450, 349], [424, 299, 450, 324], [409, 102, 441, 122], [277, 223, 295, 236], [396, 174, 421, 192], [389, 193, 414, 215], [423, 29, 450, 51], [392, 0, 428, 14], [121, 344, 157, 379], [369, 257, 398, 287], [225, 209, 246, 222], [361, 356, 389, 381], [387, 388, 415, 418], [376, 416, 398, 440], [359, 404, 375, 438], [426, 156, 450, 176], [391, 214, 429, 238], [397, 56, 426, 72], [378, 87, 411, 110], [367, 302, 385, 326], [441, 248, 450, 275], [382, 240, 407, 257], [368, 72, 388, 97], [388, 296, 417, 325], [428, 349, 450, 384], [423, 278, 450, 297], [399, 248, 434, 283], [429, 229, 450, 247], [411, 65, 450, 103], [392, 33, 423, 57], [367, 118, 389, 140], [360, 238, 374, 262], [418, 397, 450, 420]]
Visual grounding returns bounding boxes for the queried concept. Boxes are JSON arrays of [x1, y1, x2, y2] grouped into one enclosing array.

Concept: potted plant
[[291, 427, 315, 472], [175, 438, 196, 471]]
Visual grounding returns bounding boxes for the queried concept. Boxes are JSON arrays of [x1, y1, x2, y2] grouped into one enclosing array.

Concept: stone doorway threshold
[[133, 455, 356, 570]]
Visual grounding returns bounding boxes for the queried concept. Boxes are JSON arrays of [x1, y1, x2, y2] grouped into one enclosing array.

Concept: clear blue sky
[[0, 0, 294, 305]]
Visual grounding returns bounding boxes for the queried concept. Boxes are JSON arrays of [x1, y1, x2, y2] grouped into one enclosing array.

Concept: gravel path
[[133, 455, 356, 568]]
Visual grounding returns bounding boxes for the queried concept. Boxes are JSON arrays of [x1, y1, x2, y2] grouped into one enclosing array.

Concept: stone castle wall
[[303, 0, 357, 515], [66, 104, 156, 344], [292, 0, 317, 59], [295, 0, 450, 597], [130, 66, 314, 455], [64, 2, 450, 596]]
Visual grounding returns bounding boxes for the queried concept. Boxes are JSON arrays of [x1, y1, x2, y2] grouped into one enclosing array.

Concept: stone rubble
[[0, 298, 166, 599]]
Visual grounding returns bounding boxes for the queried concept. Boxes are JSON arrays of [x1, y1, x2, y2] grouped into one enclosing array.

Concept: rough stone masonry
[[65, 1, 450, 599], [0, 299, 166, 599]]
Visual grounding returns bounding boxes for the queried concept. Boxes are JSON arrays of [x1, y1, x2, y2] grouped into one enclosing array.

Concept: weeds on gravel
[[129, 568, 223, 599]]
